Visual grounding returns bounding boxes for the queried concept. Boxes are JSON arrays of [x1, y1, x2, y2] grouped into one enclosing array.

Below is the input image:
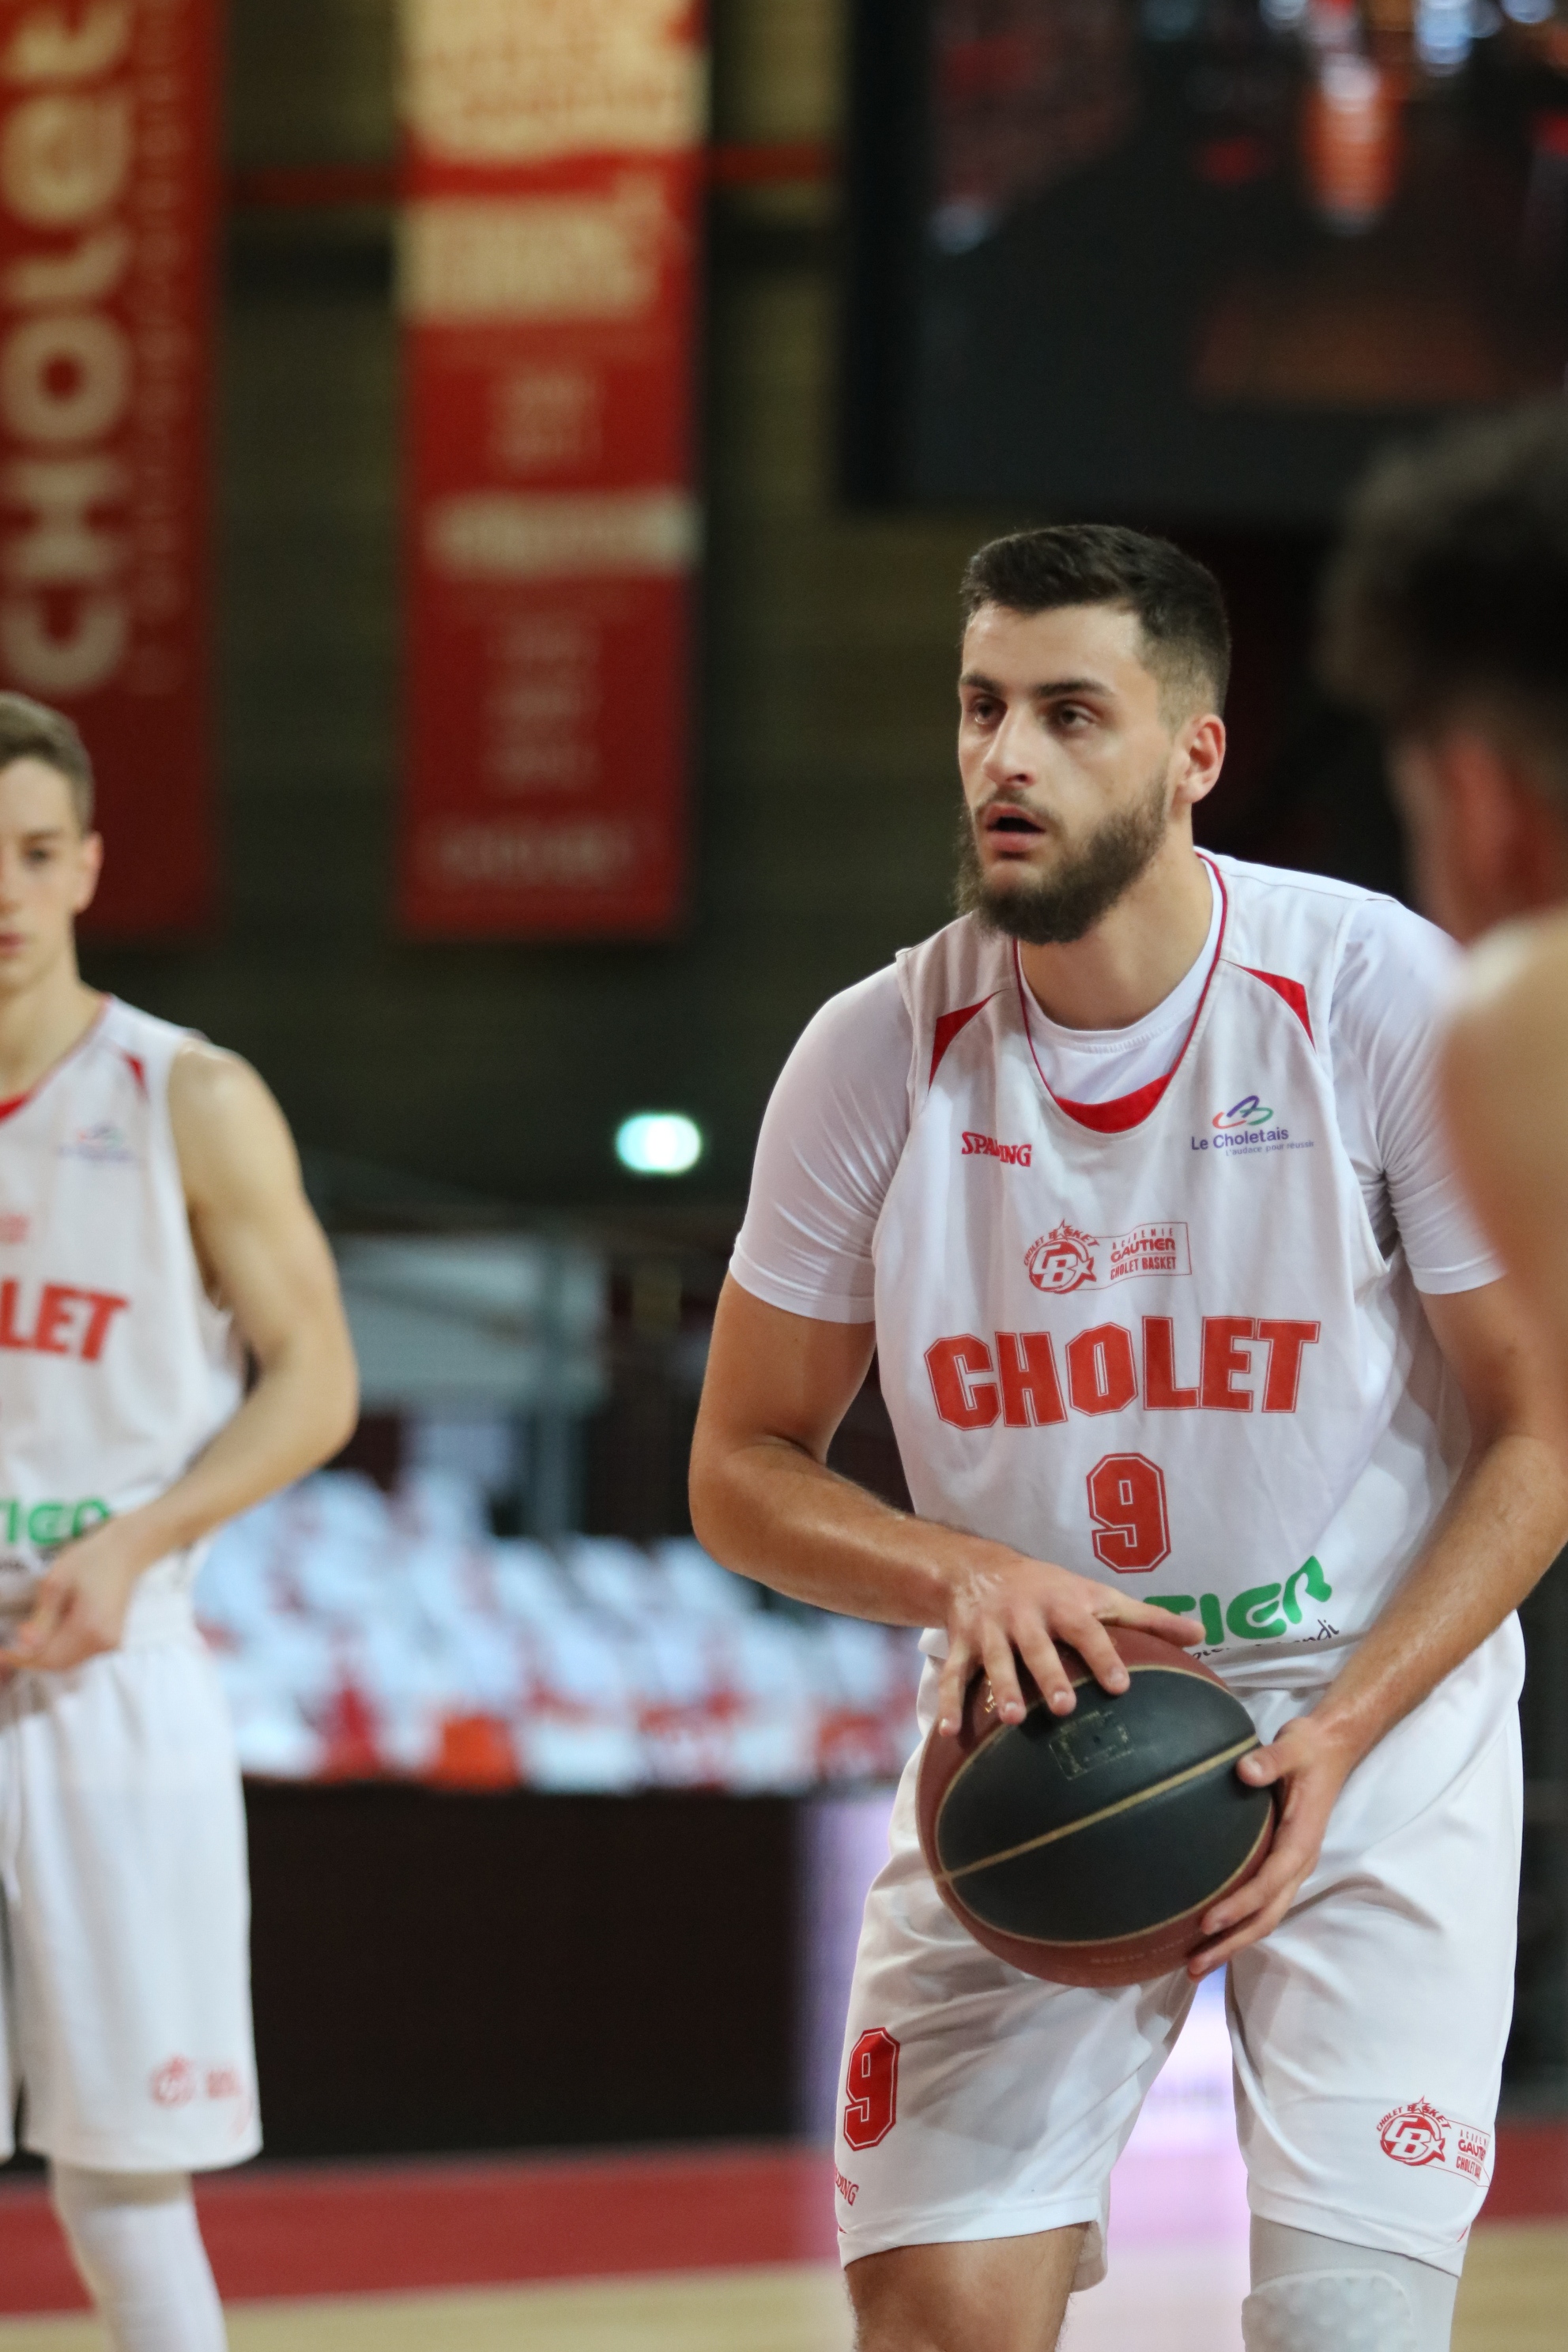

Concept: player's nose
[[979, 706, 1038, 787]]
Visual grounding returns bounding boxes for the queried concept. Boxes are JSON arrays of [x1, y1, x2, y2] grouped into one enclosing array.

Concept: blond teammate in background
[[1322, 402, 1568, 1400], [0, 693, 357, 2350]]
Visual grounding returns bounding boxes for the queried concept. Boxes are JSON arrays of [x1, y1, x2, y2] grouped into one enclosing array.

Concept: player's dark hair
[[960, 525, 1231, 714], [1321, 402, 1568, 771], [0, 692, 93, 830]]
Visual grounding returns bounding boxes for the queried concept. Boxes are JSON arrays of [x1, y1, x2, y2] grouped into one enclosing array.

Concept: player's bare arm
[[690, 1276, 1203, 1739], [1195, 1272, 1568, 1973], [1436, 917, 1568, 1403], [1, 1043, 358, 1673]]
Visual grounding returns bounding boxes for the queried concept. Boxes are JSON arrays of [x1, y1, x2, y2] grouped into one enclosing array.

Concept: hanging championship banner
[[0, 0, 217, 937], [398, 0, 705, 939]]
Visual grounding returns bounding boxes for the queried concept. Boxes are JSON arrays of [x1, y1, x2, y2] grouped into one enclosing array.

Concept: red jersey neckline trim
[[1013, 855, 1230, 1138], [0, 994, 112, 1127]]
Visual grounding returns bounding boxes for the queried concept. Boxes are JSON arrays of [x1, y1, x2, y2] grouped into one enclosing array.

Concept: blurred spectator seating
[[197, 1471, 922, 1792]]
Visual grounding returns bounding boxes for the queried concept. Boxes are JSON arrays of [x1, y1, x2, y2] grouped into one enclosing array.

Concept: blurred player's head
[[0, 694, 101, 995], [1322, 403, 1568, 941], [955, 526, 1230, 943]]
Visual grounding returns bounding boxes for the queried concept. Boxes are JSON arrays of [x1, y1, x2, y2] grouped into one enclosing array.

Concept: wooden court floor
[[0, 2226, 1559, 2352]]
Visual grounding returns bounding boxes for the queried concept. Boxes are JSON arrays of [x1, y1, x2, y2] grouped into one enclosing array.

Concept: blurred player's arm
[[690, 1274, 1200, 1738], [1440, 915, 1568, 1388], [2, 1044, 358, 1671], [1195, 1271, 1568, 1973]]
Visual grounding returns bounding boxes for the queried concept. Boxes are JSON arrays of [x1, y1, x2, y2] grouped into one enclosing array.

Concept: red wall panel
[[398, 5, 705, 939], [0, 0, 218, 937]]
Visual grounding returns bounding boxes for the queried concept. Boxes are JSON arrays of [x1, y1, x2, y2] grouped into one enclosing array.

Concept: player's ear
[[1398, 731, 1568, 939], [70, 830, 104, 918], [1174, 713, 1225, 812]]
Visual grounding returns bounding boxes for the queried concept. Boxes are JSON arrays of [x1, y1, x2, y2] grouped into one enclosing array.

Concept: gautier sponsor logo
[[1025, 1219, 1191, 1293]]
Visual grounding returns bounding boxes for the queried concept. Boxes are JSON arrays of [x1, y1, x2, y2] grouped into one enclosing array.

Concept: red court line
[[0, 2127, 1560, 2316], [0, 2143, 837, 2312]]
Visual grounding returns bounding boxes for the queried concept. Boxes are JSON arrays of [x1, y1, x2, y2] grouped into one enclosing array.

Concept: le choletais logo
[[1213, 1094, 1273, 1131], [1192, 1092, 1298, 1154]]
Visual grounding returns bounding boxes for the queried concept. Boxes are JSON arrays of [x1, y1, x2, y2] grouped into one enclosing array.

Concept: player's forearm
[[691, 1431, 1003, 1629], [1311, 1427, 1568, 1765], [107, 1329, 359, 1570]]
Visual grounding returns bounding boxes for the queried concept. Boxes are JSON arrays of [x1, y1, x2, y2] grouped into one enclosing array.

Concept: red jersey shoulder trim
[[1234, 964, 1314, 1044], [929, 995, 997, 1087]]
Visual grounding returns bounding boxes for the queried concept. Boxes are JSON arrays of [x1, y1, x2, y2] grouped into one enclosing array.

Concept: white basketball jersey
[[0, 998, 243, 1624], [873, 854, 1493, 1693]]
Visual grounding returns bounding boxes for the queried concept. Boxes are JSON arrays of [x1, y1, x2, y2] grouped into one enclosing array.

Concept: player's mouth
[[979, 801, 1050, 858]]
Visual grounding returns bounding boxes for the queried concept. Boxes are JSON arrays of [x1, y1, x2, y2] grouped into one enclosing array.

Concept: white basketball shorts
[[834, 1627, 1521, 2286], [0, 1602, 261, 2171]]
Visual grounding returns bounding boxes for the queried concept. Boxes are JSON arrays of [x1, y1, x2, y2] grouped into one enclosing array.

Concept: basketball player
[[1321, 402, 1568, 1394], [0, 692, 358, 2350], [690, 526, 1568, 2352]]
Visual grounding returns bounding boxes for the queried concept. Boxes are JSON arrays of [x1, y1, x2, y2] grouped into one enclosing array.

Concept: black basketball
[[917, 1626, 1275, 1986]]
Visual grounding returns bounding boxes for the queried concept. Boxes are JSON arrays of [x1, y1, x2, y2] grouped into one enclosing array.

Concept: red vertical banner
[[0, 0, 217, 937], [398, 2, 705, 940]]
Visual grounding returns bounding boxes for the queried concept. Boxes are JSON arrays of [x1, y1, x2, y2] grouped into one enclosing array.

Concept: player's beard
[[955, 770, 1171, 945]]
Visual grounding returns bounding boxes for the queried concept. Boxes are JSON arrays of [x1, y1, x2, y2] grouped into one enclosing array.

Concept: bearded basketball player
[[1321, 403, 1568, 1405], [690, 526, 1568, 2352], [0, 693, 357, 2350]]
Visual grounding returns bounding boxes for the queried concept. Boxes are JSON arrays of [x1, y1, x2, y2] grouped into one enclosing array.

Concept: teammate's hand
[[0, 1517, 153, 1674], [1188, 1710, 1359, 1974], [937, 1551, 1203, 1736]]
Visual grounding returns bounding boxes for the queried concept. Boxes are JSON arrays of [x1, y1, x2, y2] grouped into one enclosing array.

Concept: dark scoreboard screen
[[846, 0, 1568, 519]]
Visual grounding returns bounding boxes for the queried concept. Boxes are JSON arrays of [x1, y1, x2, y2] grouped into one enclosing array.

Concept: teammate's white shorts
[[834, 1629, 1521, 2286], [0, 1600, 260, 2172]]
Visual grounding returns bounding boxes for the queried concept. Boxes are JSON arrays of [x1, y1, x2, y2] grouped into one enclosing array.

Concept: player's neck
[[1017, 836, 1214, 1033], [0, 949, 103, 1101]]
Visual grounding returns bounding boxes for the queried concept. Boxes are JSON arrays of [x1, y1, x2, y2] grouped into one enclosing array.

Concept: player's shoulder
[[1214, 854, 1449, 974], [1447, 913, 1568, 1072], [793, 921, 1004, 1057], [894, 914, 1011, 1022], [96, 1000, 250, 1109], [94, 994, 198, 1072]]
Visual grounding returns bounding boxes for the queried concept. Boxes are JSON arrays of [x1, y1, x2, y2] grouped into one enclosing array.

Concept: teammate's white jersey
[[0, 998, 243, 1625], [863, 857, 1489, 1689]]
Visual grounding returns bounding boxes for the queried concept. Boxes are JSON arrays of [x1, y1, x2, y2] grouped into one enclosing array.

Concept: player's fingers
[[1201, 1849, 1293, 1938], [1191, 1882, 1298, 1973], [1237, 1740, 1287, 1786], [25, 1614, 113, 1672], [1064, 1615, 1129, 1695], [935, 1642, 977, 1737], [981, 1630, 1030, 1724], [1013, 1623, 1076, 1717], [0, 1581, 70, 1666], [1107, 1599, 1203, 1648]]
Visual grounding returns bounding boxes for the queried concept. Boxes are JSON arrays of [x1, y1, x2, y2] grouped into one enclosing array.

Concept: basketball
[[916, 1628, 1276, 1988]]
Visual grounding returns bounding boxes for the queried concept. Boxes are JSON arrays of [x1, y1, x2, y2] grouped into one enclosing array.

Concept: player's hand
[[0, 1517, 154, 1673], [937, 1550, 1203, 1736], [1189, 1710, 1359, 1975]]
